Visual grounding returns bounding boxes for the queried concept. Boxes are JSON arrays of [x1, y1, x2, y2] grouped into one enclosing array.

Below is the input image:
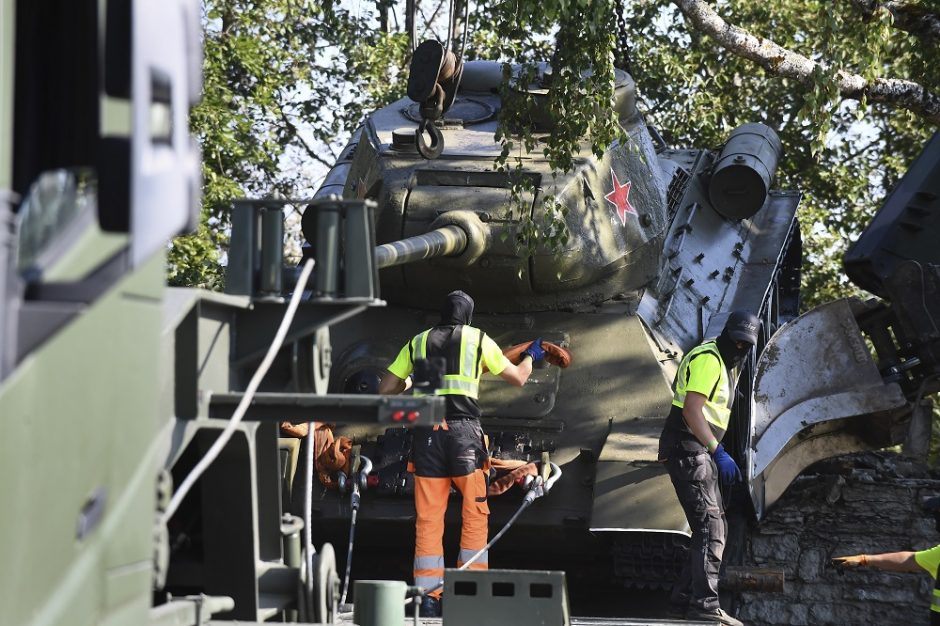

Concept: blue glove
[[522, 337, 545, 362], [712, 444, 742, 486]]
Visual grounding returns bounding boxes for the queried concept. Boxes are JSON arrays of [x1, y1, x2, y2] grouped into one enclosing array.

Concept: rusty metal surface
[[748, 299, 908, 517], [720, 566, 785, 593]]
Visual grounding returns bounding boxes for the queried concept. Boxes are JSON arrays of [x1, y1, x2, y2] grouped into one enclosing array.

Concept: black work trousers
[[664, 451, 725, 612]]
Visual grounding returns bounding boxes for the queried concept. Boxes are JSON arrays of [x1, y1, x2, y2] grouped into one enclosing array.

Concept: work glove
[[831, 555, 868, 569], [522, 337, 545, 362], [712, 444, 742, 486]]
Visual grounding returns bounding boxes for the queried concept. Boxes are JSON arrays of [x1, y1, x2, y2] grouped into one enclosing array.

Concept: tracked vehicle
[[4, 0, 940, 622], [303, 47, 940, 593]]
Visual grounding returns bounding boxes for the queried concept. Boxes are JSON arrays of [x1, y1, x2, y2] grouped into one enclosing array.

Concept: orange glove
[[483, 340, 572, 374], [831, 555, 869, 569]]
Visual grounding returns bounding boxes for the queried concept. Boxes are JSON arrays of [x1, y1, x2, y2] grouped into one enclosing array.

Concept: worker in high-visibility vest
[[379, 290, 543, 617], [658, 311, 760, 626]]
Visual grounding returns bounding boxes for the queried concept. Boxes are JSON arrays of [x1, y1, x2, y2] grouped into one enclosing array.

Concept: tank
[[303, 57, 804, 590], [6, 2, 940, 622]]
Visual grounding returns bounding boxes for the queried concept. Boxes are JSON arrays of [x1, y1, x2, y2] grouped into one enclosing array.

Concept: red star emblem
[[604, 169, 636, 226]]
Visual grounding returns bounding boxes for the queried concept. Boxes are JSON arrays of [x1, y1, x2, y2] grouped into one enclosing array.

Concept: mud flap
[[587, 416, 690, 587], [749, 299, 909, 518]]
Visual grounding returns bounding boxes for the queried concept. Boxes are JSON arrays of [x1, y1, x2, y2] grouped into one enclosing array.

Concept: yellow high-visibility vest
[[411, 326, 483, 399], [671, 340, 732, 437]]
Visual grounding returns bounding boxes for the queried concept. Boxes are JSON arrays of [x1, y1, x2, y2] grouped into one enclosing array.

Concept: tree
[[171, 0, 411, 288], [619, 0, 937, 306], [470, 0, 937, 306], [181, 0, 938, 310]]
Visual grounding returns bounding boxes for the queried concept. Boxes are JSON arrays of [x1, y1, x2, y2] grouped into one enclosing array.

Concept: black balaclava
[[716, 329, 751, 369], [439, 290, 474, 326], [716, 310, 759, 368]]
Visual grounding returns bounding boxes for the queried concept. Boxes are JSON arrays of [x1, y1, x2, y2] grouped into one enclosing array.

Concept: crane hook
[[416, 119, 445, 160]]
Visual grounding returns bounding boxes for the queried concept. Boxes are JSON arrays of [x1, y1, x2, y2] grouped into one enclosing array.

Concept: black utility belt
[[661, 428, 708, 457]]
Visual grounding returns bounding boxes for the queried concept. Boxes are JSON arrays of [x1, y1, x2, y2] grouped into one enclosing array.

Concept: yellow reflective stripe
[[931, 588, 940, 612], [436, 382, 479, 397], [415, 330, 429, 360], [411, 331, 431, 397], [415, 379, 479, 398], [447, 374, 476, 383], [441, 376, 477, 389], [672, 391, 730, 429], [703, 404, 731, 431], [442, 381, 477, 390], [463, 327, 480, 379]]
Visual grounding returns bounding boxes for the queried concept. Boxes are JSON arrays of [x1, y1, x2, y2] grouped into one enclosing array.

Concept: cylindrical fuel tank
[[709, 123, 782, 219]]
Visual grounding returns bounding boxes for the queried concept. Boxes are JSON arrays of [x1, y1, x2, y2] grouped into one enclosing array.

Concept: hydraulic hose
[[339, 507, 358, 607], [161, 259, 315, 525], [339, 456, 373, 607]]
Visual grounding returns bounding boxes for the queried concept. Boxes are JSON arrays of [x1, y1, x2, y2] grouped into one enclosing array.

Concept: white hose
[[161, 259, 315, 525]]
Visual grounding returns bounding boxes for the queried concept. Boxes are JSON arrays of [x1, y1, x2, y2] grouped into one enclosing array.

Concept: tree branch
[[670, 0, 940, 124], [277, 108, 336, 169], [847, 1, 940, 41]]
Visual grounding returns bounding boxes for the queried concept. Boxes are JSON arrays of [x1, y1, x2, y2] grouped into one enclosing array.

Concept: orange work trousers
[[413, 470, 490, 598]]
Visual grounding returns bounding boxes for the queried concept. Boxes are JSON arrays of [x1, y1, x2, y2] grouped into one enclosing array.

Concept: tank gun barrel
[[374, 210, 489, 270], [375, 224, 468, 269]]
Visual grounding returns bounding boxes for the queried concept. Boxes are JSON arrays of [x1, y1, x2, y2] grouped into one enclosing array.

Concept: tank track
[[610, 533, 688, 589]]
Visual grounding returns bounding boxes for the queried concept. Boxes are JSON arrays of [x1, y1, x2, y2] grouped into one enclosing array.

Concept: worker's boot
[[686, 607, 743, 626], [419, 595, 442, 618]]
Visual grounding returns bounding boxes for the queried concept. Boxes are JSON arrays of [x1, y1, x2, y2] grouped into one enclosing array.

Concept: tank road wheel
[[313, 542, 340, 623]]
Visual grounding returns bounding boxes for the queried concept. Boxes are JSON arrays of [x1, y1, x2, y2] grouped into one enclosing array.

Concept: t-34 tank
[[301, 56, 803, 591]]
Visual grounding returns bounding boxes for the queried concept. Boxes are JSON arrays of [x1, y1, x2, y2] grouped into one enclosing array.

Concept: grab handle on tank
[[544, 462, 562, 492], [358, 456, 373, 492]]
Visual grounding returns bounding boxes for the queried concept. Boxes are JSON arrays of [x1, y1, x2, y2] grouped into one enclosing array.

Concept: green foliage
[[184, 0, 939, 311], [621, 0, 935, 308], [480, 0, 626, 258], [167, 216, 225, 289], [174, 0, 412, 288]]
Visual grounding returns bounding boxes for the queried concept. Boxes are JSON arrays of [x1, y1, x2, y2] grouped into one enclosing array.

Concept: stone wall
[[736, 453, 940, 626]]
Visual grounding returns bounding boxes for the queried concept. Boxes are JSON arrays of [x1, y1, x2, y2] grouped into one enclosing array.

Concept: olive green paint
[[0, 254, 165, 626]]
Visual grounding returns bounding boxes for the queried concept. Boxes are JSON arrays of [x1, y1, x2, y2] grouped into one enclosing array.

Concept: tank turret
[[338, 62, 676, 313], [305, 56, 801, 594]]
